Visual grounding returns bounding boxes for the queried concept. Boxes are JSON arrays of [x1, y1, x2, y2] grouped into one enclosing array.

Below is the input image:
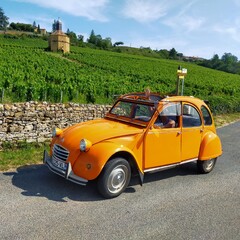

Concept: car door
[[181, 103, 203, 161], [143, 102, 181, 170]]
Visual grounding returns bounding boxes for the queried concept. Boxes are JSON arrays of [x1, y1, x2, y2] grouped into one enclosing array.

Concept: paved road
[[0, 121, 240, 240]]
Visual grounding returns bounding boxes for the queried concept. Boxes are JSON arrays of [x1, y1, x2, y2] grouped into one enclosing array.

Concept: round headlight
[[52, 128, 63, 137], [80, 139, 92, 152]]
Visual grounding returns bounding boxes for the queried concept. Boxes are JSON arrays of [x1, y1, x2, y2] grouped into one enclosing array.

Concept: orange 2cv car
[[43, 92, 222, 198]]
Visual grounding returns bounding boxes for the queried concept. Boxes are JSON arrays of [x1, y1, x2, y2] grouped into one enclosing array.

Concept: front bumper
[[43, 150, 88, 186]]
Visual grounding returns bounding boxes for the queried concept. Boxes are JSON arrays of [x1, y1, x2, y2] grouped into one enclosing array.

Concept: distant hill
[[0, 34, 239, 113]]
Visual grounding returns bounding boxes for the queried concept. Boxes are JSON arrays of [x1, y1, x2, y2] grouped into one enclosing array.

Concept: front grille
[[52, 144, 69, 162]]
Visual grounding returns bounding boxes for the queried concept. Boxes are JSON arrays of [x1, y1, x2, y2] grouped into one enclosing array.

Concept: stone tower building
[[49, 19, 70, 53]]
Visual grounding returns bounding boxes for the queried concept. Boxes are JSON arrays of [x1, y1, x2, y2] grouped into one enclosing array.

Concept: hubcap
[[205, 159, 215, 171], [107, 165, 128, 194]]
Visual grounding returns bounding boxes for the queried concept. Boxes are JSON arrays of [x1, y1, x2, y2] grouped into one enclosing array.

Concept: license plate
[[52, 158, 67, 170]]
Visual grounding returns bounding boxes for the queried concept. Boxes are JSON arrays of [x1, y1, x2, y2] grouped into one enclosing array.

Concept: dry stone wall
[[0, 102, 111, 147]]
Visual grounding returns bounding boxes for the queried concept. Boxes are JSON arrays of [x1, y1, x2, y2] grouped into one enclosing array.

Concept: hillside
[[0, 34, 239, 113]]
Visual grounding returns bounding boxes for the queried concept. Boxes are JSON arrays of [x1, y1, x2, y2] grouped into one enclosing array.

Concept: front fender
[[72, 141, 139, 180], [199, 131, 222, 160]]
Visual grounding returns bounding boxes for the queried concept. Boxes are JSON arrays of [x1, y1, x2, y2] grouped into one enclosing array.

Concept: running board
[[144, 158, 198, 174]]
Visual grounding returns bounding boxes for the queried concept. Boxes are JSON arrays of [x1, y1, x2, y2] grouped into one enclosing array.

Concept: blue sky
[[1, 0, 240, 59]]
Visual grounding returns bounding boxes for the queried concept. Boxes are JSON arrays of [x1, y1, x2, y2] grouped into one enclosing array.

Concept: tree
[[78, 35, 85, 46], [101, 37, 112, 49], [88, 29, 97, 44], [37, 24, 41, 33], [199, 52, 240, 74], [9, 22, 34, 32], [177, 52, 183, 60], [221, 53, 238, 64], [113, 41, 124, 47], [158, 49, 169, 59], [0, 7, 9, 30], [87, 29, 112, 49], [32, 21, 37, 28], [66, 30, 78, 45], [95, 34, 103, 47], [169, 48, 177, 59], [220, 53, 238, 73], [210, 54, 221, 69], [78, 34, 84, 42]]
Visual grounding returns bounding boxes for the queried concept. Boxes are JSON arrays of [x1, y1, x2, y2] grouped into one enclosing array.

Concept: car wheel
[[97, 158, 131, 198], [197, 158, 217, 174]]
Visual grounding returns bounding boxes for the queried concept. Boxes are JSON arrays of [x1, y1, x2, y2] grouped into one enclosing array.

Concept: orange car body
[[44, 92, 222, 190]]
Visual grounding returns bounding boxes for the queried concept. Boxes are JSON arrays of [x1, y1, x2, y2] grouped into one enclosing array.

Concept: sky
[[1, 0, 240, 59]]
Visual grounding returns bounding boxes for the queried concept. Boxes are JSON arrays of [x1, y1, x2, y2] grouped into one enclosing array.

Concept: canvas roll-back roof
[[120, 92, 163, 103], [119, 92, 208, 108]]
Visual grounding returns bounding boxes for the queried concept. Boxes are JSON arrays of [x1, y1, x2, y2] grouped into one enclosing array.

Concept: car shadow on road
[[4, 162, 198, 202], [145, 162, 198, 182], [4, 164, 103, 202], [128, 162, 199, 188]]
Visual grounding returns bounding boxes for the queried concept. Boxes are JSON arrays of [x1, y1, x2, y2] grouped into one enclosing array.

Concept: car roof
[[162, 95, 208, 109], [120, 92, 206, 106], [120, 92, 163, 102]]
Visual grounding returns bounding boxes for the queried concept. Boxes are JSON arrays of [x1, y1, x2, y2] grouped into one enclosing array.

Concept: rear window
[[201, 106, 212, 125]]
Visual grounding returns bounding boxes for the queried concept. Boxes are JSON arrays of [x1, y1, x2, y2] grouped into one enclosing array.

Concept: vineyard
[[0, 34, 240, 113]]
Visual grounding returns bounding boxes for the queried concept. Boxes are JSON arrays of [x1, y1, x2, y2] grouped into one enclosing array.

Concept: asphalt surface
[[0, 121, 239, 240]]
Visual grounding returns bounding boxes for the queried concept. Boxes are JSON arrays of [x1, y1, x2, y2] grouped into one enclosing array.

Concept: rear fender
[[199, 131, 222, 160]]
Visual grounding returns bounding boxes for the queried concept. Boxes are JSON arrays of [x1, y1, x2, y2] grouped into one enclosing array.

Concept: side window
[[154, 102, 181, 128], [135, 104, 152, 118], [134, 104, 154, 122], [201, 106, 212, 126], [183, 104, 202, 127]]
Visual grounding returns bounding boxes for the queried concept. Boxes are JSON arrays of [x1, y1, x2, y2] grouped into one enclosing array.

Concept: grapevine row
[[0, 37, 239, 113]]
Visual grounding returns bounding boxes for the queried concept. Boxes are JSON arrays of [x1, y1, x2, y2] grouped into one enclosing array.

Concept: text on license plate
[[52, 158, 67, 170]]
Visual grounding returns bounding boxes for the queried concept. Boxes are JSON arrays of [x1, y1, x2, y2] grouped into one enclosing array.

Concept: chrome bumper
[[43, 150, 88, 186]]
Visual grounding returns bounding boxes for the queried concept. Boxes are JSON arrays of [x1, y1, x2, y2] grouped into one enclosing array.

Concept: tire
[[197, 158, 217, 174], [97, 158, 131, 198]]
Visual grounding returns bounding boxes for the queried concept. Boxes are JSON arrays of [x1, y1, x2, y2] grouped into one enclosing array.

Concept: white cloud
[[14, 0, 110, 22], [214, 26, 240, 43], [122, 0, 204, 32], [213, 18, 240, 43], [122, 0, 168, 23], [165, 15, 205, 32], [163, 0, 205, 32]]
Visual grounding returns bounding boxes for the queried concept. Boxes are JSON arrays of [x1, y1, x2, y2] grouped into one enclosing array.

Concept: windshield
[[108, 100, 155, 123]]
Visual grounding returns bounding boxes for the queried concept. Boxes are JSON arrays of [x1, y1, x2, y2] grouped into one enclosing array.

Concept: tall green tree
[[169, 48, 177, 59], [88, 29, 97, 44], [32, 21, 36, 28], [0, 7, 9, 30], [37, 24, 40, 33], [66, 30, 78, 45]]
